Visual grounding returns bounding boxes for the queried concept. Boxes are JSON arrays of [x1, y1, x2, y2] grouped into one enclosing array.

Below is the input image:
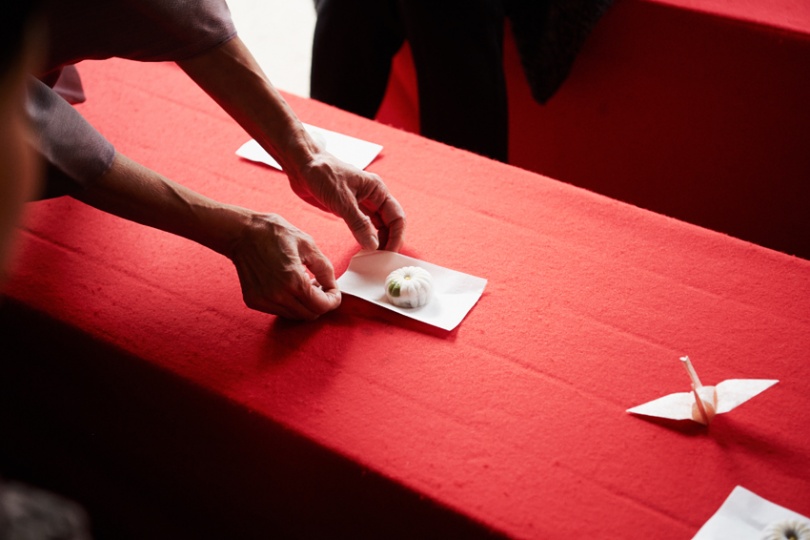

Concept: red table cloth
[[3, 58, 810, 538]]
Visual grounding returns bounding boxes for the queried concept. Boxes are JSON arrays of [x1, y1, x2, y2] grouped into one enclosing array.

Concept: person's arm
[[176, 36, 405, 252], [74, 151, 341, 320]]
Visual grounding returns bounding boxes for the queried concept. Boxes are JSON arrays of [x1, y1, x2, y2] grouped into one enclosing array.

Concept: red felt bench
[[376, 0, 810, 259], [2, 57, 809, 538]]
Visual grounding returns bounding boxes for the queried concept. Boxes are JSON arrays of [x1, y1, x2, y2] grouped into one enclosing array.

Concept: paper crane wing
[[714, 379, 778, 414], [626, 391, 696, 421], [627, 379, 779, 422]]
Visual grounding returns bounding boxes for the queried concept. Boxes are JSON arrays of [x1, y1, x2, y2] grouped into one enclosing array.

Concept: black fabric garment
[[312, 0, 508, 162], [311, 0, 614, 161], [506, 0, 615, 104]]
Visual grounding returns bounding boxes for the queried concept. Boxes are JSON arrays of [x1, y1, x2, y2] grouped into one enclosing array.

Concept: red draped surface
[[3, 58, 810, 538]]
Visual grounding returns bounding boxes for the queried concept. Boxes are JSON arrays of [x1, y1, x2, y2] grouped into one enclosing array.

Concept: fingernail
[[367, 235, 379, 250]]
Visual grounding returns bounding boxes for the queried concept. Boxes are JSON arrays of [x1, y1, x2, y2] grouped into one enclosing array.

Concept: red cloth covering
[[377, 0, 810, 259], [652, 0, 810, 35], [4, 58, 810, 538]]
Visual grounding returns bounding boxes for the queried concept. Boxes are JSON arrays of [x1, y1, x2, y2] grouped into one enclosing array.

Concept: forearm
[[73, 152, 249, 257], [73, 151, 340, 318], [177, 36, 317, 175], [176, 34, 406, 252]]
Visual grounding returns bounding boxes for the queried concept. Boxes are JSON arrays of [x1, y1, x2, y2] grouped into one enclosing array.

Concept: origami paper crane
[[627, 356, 778, 425]]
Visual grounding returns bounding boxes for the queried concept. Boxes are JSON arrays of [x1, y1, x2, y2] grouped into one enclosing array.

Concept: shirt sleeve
[[26, 77, 116, 193], [29, 0, 238, 196], [43, 0, 238, 71]]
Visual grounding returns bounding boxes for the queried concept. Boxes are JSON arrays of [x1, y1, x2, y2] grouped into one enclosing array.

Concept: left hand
[[228, 211, 341, 320]]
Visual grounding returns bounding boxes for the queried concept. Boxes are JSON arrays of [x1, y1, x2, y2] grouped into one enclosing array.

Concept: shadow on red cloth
[[0, 298, 501, 539]]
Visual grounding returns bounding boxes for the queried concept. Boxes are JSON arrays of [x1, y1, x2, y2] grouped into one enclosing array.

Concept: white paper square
[[336, 251, 487, 331], [693, 486, 810, 539], [236, 123, 383, 171]]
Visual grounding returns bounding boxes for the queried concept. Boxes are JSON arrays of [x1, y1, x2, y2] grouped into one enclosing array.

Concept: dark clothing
[[27, 78, 117, 197], [39, 0, 236, 81], [312, 0, 508, 161], [311, 0, 613, 162], [28, 0, 237, 193], [505, 0, 614, 104]]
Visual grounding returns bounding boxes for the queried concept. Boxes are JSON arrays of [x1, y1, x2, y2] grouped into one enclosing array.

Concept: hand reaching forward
[[228, 212, 342, 320], [177, 36, 406, 254], [287, 151, 406, 253], [75, 153, 342, 320]]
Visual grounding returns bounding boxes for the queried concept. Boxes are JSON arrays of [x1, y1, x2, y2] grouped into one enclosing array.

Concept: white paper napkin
[[336, 251, 487, 331], [693, 486, 810, 539], [236, 123, 383, 171]]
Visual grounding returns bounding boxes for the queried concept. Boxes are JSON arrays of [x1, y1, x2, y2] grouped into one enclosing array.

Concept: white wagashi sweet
[[384, 266, 433, 308], [761, 520, 810, 540]]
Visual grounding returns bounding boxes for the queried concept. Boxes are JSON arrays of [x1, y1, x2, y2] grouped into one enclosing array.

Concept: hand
[[287, 151, 406, 252], [177, 37, 406, 252], [228, 212, 341, 320], [75, 153, 340, 320]]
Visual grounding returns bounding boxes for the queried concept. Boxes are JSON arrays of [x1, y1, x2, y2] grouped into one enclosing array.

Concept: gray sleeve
[[28, 0, 239, 196], [44, 0, 238, 70], [26, 77, 115, 192]]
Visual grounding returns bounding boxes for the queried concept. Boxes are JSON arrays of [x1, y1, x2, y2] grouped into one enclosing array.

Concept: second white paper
[[693, 486, 810, 539], [236, 123, 383, 171]]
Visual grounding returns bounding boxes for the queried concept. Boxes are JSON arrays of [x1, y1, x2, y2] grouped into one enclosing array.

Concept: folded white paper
[[627, 379, 779, 423], [336, 251, 487, 331], [236, 123, 383, 171], [693, 486, 810, 539], [627, 357, 778, 425]]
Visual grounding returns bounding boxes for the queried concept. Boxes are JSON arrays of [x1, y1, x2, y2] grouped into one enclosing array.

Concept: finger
[[263, 289, 331, 321], [241, 264, 326, 320], [300, 242, 338, 291], [299, 242, 342, 313], [374, 196, 406, 251], [340, 196, 379, 251], [304, 283, 341, 315], [265, 260, 338, 320], [355, 179, 406, 252]]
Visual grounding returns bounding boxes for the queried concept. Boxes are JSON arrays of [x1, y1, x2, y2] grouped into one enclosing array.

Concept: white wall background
[[227, 0, 317, 97]]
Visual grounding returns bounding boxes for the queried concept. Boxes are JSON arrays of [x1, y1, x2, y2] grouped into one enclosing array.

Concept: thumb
[[301, 241, 338, 291], [299, 241, 342, 312]]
